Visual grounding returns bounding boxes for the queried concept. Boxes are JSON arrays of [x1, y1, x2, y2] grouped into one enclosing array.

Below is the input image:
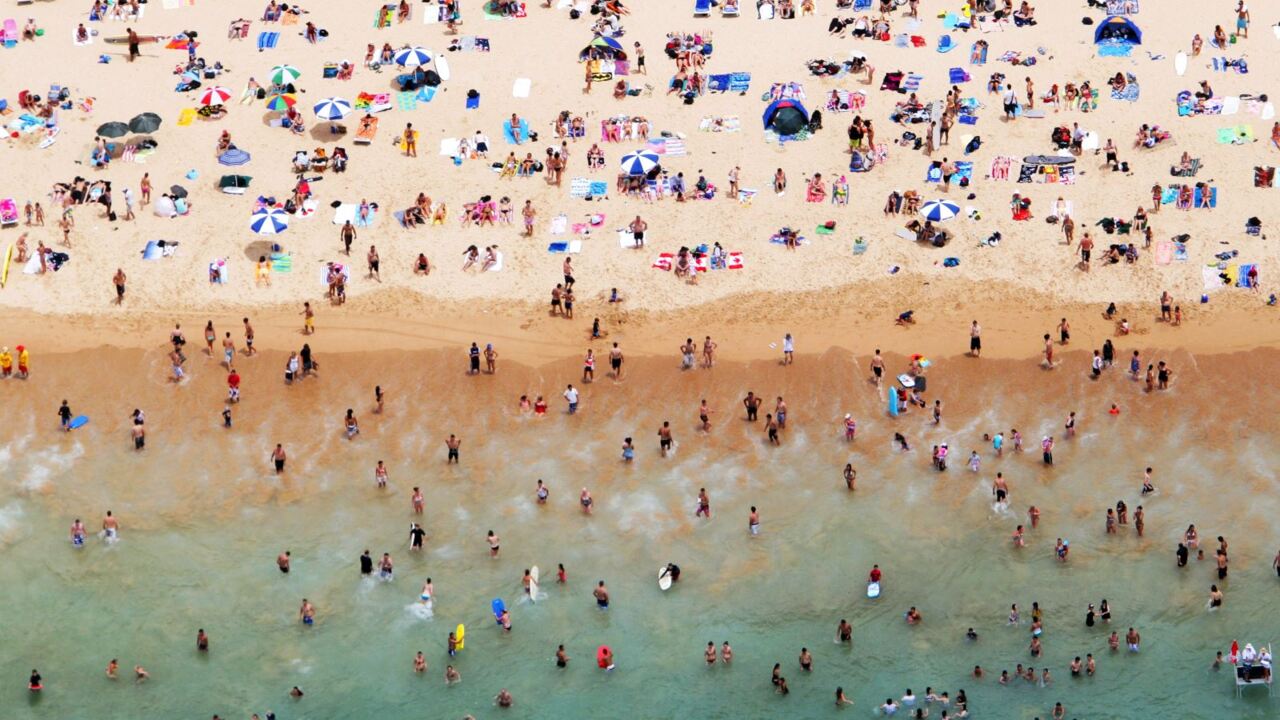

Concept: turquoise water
[[1, 348, 1278, 719]]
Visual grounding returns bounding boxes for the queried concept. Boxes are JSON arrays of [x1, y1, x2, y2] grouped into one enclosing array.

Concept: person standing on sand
[[658, 421, 673, 457], [1043, 334, 1054, 367], [522, 200, 536, 237], [112, 268, 127, 304], [484, 344, 497, 374], [969, 321, 981, 357], [127, 27, 140, 62], [609, 342, 624, 379], [446, 434, 460, 464], [702, 336, 717, 368], [301, 301, 315, 334], [341, 220, 356, 255]]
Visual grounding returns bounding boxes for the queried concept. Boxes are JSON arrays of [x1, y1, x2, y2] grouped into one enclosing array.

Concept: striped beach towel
[[257, 31, 280, 50]]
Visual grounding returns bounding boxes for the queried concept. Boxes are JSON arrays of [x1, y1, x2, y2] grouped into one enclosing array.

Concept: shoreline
[[3, 281, 1278, 363]]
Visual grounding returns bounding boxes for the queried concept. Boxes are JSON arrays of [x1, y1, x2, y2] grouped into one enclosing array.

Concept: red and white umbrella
[[198, 86, 233, 107]]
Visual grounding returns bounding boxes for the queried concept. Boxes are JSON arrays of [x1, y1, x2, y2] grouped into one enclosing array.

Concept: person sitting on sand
[[414, 253, 431, 275]]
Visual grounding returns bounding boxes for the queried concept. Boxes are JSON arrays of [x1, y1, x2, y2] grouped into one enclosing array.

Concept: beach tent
[[579, 36, 627, 62], [762, 98, 809, 135], [1094, 17, 1141, 45]]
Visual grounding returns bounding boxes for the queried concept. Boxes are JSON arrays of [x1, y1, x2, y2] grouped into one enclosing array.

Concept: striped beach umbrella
[[269, 64, 301, 86], [264, 93, 296, 112], [618, 149, 660, 176], [218, 148, 251, 166], [393, 46, 432, 68], [920, 199, 961, 222], [197, 86, 233, 107], [313, 97, 353, 121], [249, 208, 290, 236]]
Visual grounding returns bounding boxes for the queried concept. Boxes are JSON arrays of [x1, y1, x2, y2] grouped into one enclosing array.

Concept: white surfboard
[[1174, 51, 1187, 77], [866, 581, 881, 599], [529, 566, 539, 604], [658, 566, 673, 591], [434, 54, 451, 81], [1263, 102, 1276, 121]]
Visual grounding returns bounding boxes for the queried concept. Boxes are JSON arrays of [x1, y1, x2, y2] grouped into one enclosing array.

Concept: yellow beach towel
[[177, 108, 196, 126]]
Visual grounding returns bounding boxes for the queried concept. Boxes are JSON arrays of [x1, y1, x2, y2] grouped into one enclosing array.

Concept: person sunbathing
[[432, 203, 448, 224], [461, 245, 479, 270], [806, 174, 826, 203], [75, 24, 89, 44], [481, 246, 499, 271], [403, 205, 425, 227], [216, 131, 233, 155]]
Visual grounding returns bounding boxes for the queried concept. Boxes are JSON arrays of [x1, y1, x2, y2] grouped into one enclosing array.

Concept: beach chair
[[354, 116, 378, 145], [722, 0, 740, 16], [694, 0, 711, 16], [1, 19, 18, 48]]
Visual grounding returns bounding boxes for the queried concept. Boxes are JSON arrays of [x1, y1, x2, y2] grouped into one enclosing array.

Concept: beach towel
[[396, 91, 417, 111], [1155, 240, 1174, 265], [512, 78, 531, 98], [646, 137, 688, 156], [979, 18, 1007, 33], [588, 181, 608, 198], [73, 27, 94, 46], [569, 177, 591, 198], [206, 258, 228, 284], [1239, 264, 1258, 288], [652, 253, 673, 270], [1111, 78, 1140, 102], [486, 250, 504, 272], [902, 74, 923, 92], [176, 108, 196, 126], [948, 67, 971, 84], [726, 251, 744, 269], [465, 91, 478, 109], [937, 35, 955, 53], [699, 116, 742, 132], [618, 230, 641, 248], [1193, 185, 1218, 208], [825, 90, 867, 113], [852, 239, 869, 255], [1174, 242, 1188, 262], [321, 263, 350, 287], [769, 234, 808, 246], [502, 118, 529, 144], [1202, 264, 1227, 291], [332, 203, 379, 227], [550, 214, 568, 235], [1097, 40, 1132, 57], [815, 224, 836, 235], [271, 252, 293, 273], [1216, 125, 1253, 144], [547, 240, 582, 254], [257, 31, 279, 50]]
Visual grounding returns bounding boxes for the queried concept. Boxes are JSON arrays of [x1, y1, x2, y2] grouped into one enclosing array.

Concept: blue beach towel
[[937, 35, 956, 53], [257, 31, 280, 51], [502, 118, 529, 144], [417, 86, 437, 103]]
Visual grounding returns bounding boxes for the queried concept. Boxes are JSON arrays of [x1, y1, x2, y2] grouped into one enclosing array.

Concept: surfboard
[[435, 54, 451, 81], [897, 373, 915, 388], [886, 389, 899, 418], [529, 566, 539, 604], [867, 581, 881, 599], [455, 623, 465, 650], [1174, 51, 1188, 77], [1, 244, 12, 289], [68, 415, 89, 430], [491, 597, 505, 623], [658, 565, 673, 591]]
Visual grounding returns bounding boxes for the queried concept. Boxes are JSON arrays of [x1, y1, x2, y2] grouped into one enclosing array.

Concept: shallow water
[[2, 347, 1279, 719]]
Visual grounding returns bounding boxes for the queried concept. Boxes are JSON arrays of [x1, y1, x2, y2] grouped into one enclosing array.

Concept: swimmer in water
[[102, 510, 120, 542], [444, 665, 460, 685], [421, 578, 434, 603], [70, 518, 86, 547], [299, 598, 315, 625]]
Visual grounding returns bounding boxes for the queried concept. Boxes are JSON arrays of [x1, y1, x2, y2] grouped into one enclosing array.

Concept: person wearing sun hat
[[0, 347, 11, 377], [15, 346, 28, 379]]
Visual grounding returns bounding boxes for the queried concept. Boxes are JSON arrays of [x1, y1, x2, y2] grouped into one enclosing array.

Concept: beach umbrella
[[197, 86, 233, 107], [920, 199, 961, 222], [265, 94, 297, 112], [128, 113, 162, 133], [269, 64, 301, 86], [393, 46, 432, 68], [618, 149, 660, 176], [169, 185, 188, 199], [97, 122, 129, 138], [218, 148, 251, 166], [313, 97, 353, 121], [249, 208, 289, 236]]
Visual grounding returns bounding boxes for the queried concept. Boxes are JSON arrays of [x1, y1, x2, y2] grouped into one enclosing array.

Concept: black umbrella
[[169, 185, 188, 199], [129, 112, 163, 134], [97, 122, 129, 138]]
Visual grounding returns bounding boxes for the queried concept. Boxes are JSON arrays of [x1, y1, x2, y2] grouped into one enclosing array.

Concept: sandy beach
[[3, 0, 1280, 718]]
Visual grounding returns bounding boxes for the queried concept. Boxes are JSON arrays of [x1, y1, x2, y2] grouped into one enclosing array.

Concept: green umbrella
[[97, 122, 129, 138], [269, 65, 301, 86], [128, 113, 162, 134]]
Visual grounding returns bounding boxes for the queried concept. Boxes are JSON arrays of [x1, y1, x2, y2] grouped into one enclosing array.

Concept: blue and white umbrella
[[249, 208, 289, 235], [313, 97, 353, 121], [619, 149, 660, 176], [218, 148, 251, 166], [920, 199, 961, 222], [393, 46, 432, 68]]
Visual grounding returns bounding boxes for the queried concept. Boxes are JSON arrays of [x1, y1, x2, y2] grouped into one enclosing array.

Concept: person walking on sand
[[403, 122, 417, 157], [271, 443, 287, 474], [522, 200, 537, 237], [609, 342, 624, 379], [446, 434, 461, 464], [113, 268, 127, 304]]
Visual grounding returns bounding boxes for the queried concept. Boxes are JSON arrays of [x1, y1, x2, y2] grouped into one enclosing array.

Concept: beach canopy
[[393, 46, 433, 67], [250, 208, 289, 235], [270, 65, 302, 85], [218, 148, 251, 166], [128, 112, 162, 133], [265, 93, 297, 112], [198, 87, 233, 107], [97, 122, 129, 138], [579, 36, 627, 62], [619, 149, 660, 176], [219, 175, 252, 190], [313, 97, 353, 121], [762, 98, 810, 135], [1094, 16, 1141, 44], [920, 199, 960, 222]]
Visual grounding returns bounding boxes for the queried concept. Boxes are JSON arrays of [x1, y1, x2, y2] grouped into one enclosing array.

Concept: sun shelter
[[1017, 155, 1076, 184], [1094, 16, 1141, 45], [580, 36, 629, 78], [762, 98, 810, 136]]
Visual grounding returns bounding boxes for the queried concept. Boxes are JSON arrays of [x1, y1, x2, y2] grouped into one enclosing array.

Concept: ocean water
[[1, 347, 1278, 719]]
